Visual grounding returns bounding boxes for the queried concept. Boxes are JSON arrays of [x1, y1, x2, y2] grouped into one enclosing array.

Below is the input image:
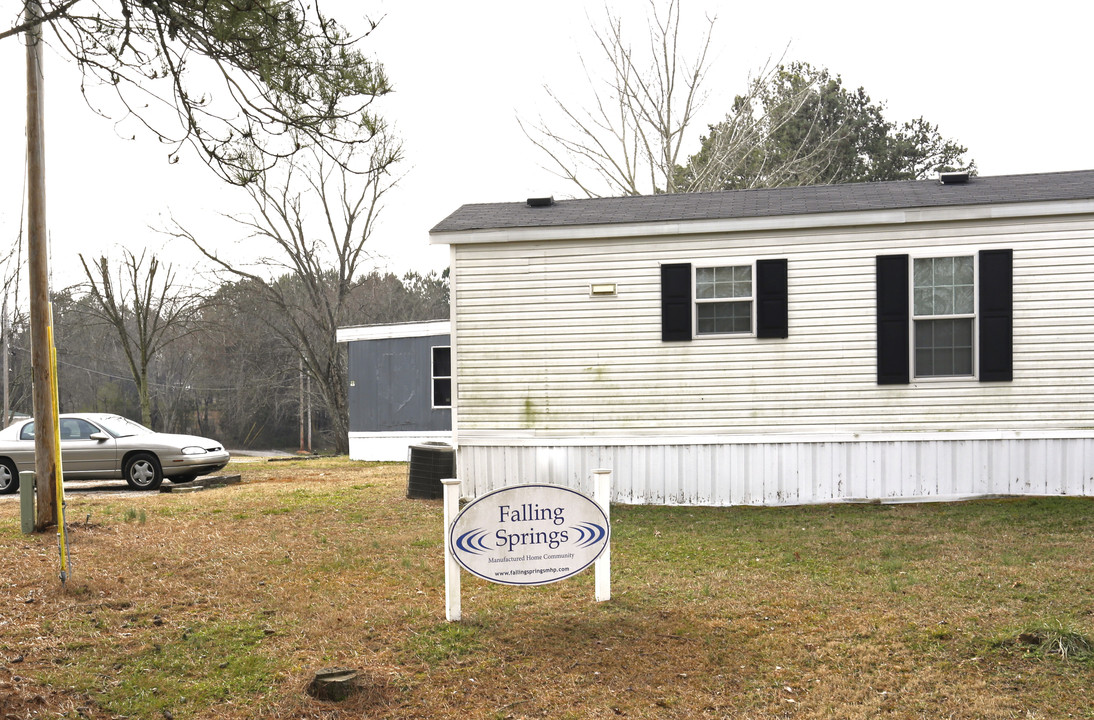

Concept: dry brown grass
[[1, 459, 1092, 719]]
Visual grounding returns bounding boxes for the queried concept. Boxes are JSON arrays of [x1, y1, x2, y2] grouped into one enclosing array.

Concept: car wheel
[[124, 452, 163, 490], [0, 459, 17, 494]]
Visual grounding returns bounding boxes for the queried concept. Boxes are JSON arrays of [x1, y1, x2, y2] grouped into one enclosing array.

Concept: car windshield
[[94, 416, 153, 438]]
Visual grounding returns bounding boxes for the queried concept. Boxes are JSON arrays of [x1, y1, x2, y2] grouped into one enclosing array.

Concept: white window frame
[[692, 260, 756, 338], [909, 252, 979, 380], [431, 345, 452, 409]]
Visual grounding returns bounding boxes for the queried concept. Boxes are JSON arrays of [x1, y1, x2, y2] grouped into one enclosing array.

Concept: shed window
[[913, 256, 974, 377], [432, 346, 452, 408], [696, 265, 752, 335]]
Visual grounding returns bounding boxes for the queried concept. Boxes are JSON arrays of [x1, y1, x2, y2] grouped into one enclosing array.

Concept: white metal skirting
[[348, 432, 454, 462], [455, 436, 1094, 505]]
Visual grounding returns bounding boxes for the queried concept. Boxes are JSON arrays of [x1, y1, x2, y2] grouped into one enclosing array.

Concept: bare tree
[[190, 279, 302, 448], [78, 249, 204, 427], [5, 0, 392, 181], [520, 1, 865, 197], [673, 61, 851, 192], [173, 133, 402, 454], [1, 223, 26, 427], [521, 0, 716, 196]]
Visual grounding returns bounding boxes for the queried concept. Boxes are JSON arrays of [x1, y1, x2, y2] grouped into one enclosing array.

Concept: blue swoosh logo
[[572, 522, 607, 548], [454, 528, 492, 555]]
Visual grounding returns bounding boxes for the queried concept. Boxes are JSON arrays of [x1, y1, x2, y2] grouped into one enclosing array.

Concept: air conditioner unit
[[406, 442, 455, 500]]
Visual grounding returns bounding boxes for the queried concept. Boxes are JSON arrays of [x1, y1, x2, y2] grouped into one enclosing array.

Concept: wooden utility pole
[[25, 0, 60, 530]]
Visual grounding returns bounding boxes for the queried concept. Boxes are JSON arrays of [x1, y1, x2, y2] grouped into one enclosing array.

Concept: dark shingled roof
[[430, 170, 1094, 234]]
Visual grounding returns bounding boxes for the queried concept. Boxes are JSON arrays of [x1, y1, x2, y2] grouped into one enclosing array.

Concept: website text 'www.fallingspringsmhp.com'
[[494, 566, 570, 577]]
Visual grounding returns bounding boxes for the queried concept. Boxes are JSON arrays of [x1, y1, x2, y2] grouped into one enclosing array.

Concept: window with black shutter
[[662, 259, 789, 341], [876, 250, 1013, 384]]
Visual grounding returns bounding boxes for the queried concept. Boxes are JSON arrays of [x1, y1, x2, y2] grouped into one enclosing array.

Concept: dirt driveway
[[0, 451, 273, 502], [0, 478, 154, 501]]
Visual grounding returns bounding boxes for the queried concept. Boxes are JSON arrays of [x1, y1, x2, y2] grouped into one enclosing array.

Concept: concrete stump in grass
[[307, 668, 360, 701]]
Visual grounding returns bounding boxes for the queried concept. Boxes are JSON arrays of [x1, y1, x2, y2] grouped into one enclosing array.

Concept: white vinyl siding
[[450, 214, 1094, 439]]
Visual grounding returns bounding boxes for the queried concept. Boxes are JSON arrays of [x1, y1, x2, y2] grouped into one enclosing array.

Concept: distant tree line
[[0, 269, 448, 452]]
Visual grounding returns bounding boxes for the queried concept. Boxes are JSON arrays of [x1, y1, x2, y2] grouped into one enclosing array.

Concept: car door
[[11, 421, 37, 472], [58, 418, 118, 477]]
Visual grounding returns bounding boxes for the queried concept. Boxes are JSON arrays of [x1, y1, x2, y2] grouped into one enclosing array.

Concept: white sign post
[[442, 470, 612, 622], [592, 469, 611, 602], [441, 478, 462, 622]]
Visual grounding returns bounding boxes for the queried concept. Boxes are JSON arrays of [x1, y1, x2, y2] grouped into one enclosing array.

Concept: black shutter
[[979, 249, 1013, 382], [661, 263, 692, 341], [755, 259, 789, 338], [876, 254, 910, 384]]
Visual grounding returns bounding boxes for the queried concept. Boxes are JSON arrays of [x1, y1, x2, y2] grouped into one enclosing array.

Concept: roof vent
[[526, 196, 555, 207], [939, 171, 970, 185]]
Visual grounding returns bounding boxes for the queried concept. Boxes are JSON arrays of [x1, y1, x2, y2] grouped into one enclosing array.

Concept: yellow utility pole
[[49, 307, 69, 582]]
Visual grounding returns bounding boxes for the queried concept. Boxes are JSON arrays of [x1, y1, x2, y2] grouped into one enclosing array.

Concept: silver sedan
[[0, 413, 230, 492]]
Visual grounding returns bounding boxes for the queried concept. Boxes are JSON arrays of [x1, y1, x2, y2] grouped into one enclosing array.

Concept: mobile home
[[337, 320, 452, 461], [431, 170, 1094, 504]]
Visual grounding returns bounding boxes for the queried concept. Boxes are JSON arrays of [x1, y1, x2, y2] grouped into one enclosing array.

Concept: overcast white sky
[[2, 0, 1093, 294]]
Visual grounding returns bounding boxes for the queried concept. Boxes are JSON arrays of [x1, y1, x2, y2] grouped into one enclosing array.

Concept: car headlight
[[181, 446, 208, 455]]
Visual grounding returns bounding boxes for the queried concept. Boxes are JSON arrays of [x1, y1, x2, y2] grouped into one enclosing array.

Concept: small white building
[[430, 170, 1094, 505]]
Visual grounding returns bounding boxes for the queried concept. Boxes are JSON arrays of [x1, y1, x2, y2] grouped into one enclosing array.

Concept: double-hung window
[[695, 265, 753, 335], [876, 249, 1012, 384], [912, 256, 975, 377], [432, 346, 452, 408], [662, 259, 788, 341]]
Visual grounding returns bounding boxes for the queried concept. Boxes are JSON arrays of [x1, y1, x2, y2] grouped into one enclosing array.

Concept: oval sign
[[449, 484, 610, 586]]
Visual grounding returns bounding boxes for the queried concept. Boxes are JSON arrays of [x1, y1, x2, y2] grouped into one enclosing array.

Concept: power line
[[6, 342, 289, 393]]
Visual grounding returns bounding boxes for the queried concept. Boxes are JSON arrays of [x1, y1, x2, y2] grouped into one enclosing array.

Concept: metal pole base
[[19, 471, 36, 534]]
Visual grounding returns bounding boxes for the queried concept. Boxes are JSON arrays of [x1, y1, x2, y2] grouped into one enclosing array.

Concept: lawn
[[1, 458, 1091, 719]]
